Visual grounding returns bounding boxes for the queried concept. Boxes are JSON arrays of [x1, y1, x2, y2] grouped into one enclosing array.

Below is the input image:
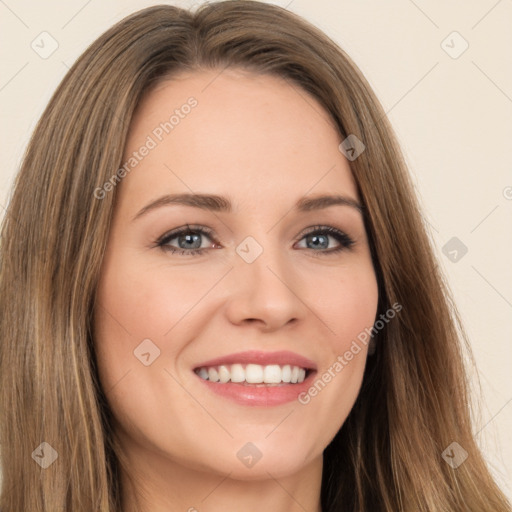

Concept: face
[[93, 68, 379, 481]]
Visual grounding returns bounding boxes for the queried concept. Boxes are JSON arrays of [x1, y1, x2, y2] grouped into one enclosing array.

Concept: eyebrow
[[132, 193, 363, 221]]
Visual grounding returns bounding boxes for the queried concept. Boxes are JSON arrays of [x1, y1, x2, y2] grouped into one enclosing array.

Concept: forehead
[[118, 68, 359, 212]]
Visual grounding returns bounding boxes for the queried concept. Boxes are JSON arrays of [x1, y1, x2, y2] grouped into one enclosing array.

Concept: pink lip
[[192, 350, 318, 407], [195, 373, 317, 407], [193, 350, 317, 371]]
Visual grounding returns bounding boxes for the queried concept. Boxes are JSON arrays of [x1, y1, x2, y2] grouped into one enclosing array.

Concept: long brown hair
[[0, 2, 509, 510]]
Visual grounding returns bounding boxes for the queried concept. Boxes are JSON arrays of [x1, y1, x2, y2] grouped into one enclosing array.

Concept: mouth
[[191, 350, 317, 406], [194, 363, 314, 386]]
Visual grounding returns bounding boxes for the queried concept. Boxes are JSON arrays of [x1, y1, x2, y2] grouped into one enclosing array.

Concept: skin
[[93, 68, 379, 512]]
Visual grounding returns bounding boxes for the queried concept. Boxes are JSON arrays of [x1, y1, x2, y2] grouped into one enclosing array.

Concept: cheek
[[303, 262, 378, 401], [307, 261, 379, 350], [93, 248, 237, 400], [95, 252, 212, 338]]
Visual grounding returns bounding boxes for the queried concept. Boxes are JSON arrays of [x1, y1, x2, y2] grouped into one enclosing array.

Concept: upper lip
[[193, 350, 317, 371]]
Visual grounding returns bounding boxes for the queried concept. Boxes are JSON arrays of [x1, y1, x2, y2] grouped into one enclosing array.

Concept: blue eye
[[155, 224, 354, 256], [156, 224, 215, 256], [297, 226, 354, 254]]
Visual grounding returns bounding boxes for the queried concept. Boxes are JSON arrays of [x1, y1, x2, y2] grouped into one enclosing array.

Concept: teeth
[[195, 363, 308, 384], [263, 364, 282, 384], [197, 367, 209, 380], [246, 363, 264, 383], [218, 365, 230, 383], [230, 363, 245, 383], [208, 367, 219, 382]]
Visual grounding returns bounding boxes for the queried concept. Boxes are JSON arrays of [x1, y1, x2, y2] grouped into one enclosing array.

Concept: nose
[[224, 241, 307, 332]]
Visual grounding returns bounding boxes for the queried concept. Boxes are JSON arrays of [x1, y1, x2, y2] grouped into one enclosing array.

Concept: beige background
[[1, 0, 511, 499]]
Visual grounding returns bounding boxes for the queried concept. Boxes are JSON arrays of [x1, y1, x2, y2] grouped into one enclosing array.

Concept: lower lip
[[194, 371, 317, 406]]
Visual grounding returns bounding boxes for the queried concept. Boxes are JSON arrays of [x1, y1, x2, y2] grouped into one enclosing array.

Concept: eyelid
[[296, 224, 353, 242], [155, 224, 215, 245]]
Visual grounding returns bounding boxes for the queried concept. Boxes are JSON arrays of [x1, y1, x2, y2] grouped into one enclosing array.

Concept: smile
[[192, 350, 317, 406], [194, 363, 310, 385]]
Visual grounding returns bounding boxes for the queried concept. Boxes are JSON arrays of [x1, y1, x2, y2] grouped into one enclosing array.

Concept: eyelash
[[154, 224, 355, 257]]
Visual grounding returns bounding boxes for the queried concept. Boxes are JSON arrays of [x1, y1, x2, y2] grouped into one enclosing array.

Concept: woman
[[0, 1, 509, 511]]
